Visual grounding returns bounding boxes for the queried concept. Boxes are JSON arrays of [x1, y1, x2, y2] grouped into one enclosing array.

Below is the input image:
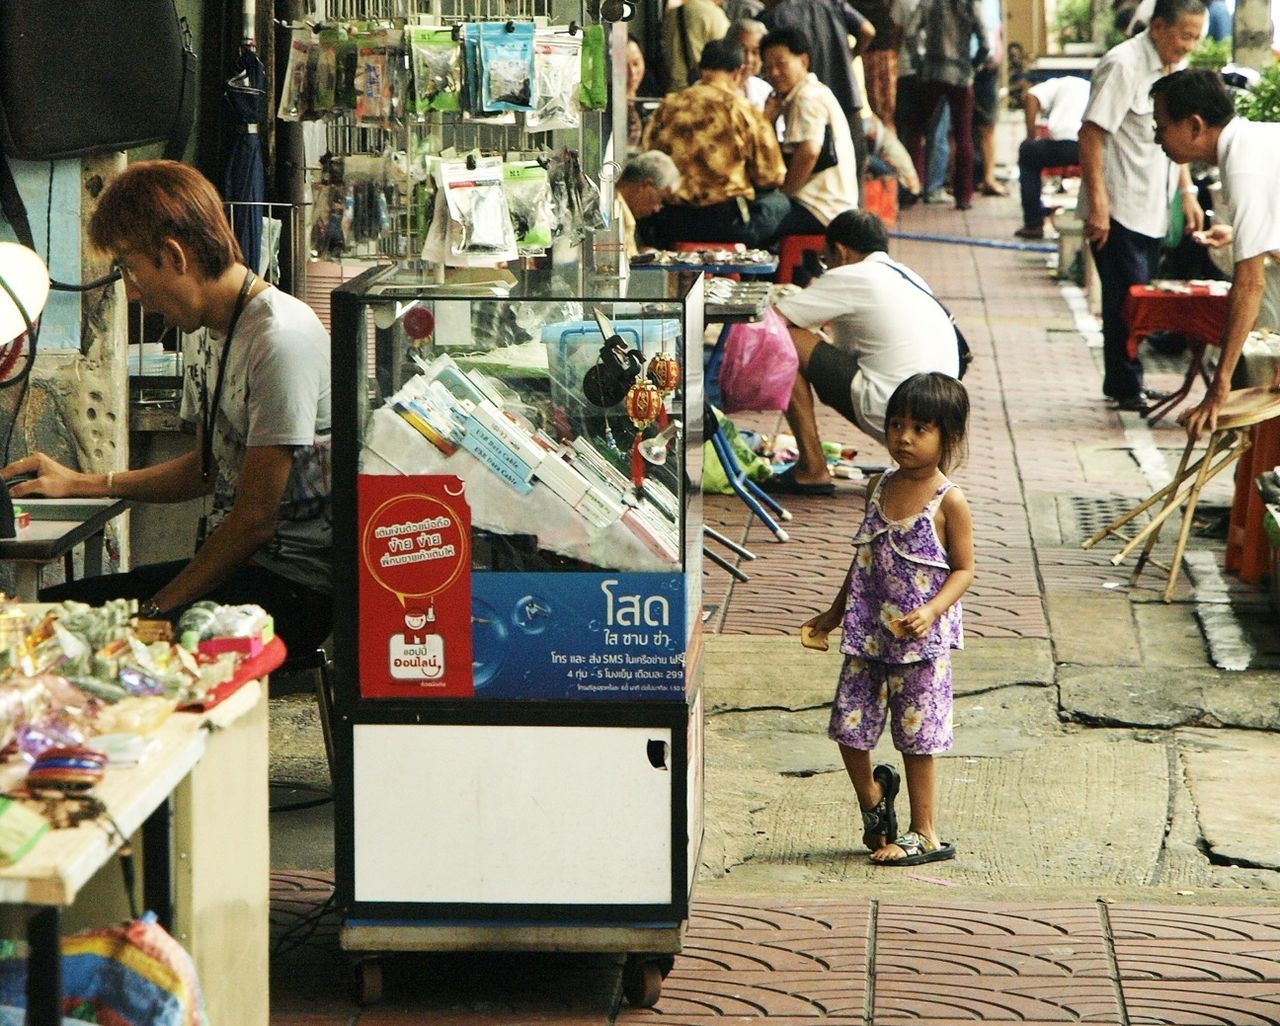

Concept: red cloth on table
[[1124, 284, 1230, 360]]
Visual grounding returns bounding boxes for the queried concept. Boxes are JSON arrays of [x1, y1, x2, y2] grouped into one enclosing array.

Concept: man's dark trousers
[[1090, 218, 1163, 401], [1017, 138, 1078, 227]]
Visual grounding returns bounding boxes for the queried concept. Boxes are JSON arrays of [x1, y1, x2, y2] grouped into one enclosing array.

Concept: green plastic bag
[[702, 413, 773, 494]]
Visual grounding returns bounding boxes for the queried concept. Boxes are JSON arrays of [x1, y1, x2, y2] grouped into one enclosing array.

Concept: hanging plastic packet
[[526, 27, 582, 133], [386, 29, 410, 126], [458, 24, 517, 124], [313, 24, 343, 113], [437, 155, 517, 260], [406, 25, 461, 113], [277, 27, 316, 121], [567, 149, 608, 232], [579, 24, 608, 111], [335, 30, 361, 111], [354, 29, 393, 126], [503, 161, 554, 253], [479, 21, 535, 112]]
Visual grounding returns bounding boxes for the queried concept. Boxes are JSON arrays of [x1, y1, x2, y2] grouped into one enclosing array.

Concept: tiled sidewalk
[[617, 900, 1280, 1024]]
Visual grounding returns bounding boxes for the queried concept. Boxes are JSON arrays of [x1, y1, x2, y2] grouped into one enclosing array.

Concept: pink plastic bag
[[718, 307, 799, 414]]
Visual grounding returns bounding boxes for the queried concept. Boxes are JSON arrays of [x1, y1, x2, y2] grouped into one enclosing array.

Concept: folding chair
[[1081, 386, 1280, 601]]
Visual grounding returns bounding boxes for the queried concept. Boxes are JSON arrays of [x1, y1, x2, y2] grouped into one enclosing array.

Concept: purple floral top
[[840, 472, 964, 664]]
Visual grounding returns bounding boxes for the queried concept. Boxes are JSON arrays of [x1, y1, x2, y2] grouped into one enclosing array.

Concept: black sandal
[[859, 763, 900, 851]]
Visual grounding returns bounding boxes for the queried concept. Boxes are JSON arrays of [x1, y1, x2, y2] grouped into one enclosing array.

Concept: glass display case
[[328, 265, 705, 950]]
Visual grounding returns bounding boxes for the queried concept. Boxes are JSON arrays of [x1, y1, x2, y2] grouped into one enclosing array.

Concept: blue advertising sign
[[471, 571, 687, 700]]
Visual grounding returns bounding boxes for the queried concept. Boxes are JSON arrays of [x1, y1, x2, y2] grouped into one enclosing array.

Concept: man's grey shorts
[[809, 339, 879, 438]]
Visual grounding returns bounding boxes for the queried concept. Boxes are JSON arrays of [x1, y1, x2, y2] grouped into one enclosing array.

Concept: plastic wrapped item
[[407, 25, 461, 113], [0, 678, 50, 752], [479, 21, 535, 112], [278, 27, 316, 121], [503, 160, 554, 252], [435, 155, 518, 260], [526, 28, 581, 132], [354, 29, 393, 125], [579, 24, 608, 110], [313, 24, 343, 112]]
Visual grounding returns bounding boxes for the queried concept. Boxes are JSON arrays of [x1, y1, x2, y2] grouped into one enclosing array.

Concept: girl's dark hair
[[883, 372, 970, 472]]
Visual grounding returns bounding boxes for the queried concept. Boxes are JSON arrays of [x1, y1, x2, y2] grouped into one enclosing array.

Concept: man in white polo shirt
[[1014, 75, 1091, 240], [1078, 0, 1205, 413], [1149, 69, 1280, 439], [765, 209, 960, 494]]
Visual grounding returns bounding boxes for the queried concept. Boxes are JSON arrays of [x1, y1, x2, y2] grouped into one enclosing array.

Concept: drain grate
[[1059, 494, 1148, 542]]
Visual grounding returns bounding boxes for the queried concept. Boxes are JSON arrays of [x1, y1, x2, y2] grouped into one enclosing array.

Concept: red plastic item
[[774, 233, 826, 285], [1226, 417, 1280, 585], [862, 176, 898, 228]]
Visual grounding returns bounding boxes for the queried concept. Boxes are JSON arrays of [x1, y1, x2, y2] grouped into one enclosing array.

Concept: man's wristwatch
[[138, 600, 164, 619]]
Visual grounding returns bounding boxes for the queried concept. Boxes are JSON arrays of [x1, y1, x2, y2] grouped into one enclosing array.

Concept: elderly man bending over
[[615, 152, 682, 258], [765, 209, 960, 495]]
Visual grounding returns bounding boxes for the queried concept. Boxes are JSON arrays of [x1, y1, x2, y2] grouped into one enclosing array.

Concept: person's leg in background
[[897, 73, 930, 196], [971, 66, 1006, 196], [924, 90, 951, 202], [1015, 138, 1078, 236], [1089, 220, 1164, 406], [944, 83, 976, 210]]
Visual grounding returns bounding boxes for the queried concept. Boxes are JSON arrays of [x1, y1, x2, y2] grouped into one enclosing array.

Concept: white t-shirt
[[1217, 117, 1280, 264], [745, 75, 772, 111], [778, 73, 860, 226], [773, 252, 959, 434], [1028, 76, 1090, 142], [181, 286, 333, 593], [1078, 31, 1182, 239]]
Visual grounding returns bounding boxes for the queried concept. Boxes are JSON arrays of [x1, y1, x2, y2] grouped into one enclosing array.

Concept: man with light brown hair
[[0, 160, 333, 652]]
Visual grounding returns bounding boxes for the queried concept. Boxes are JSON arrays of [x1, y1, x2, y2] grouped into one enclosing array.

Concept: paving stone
[[875, 935, 1111, 977], [876, 904, 1105, 937], [1180, 731, 1280, 870], [1107, 906, 1280, 941], [1059, 667, 1280, 730], [688, 901, 871, 933], [872, 976, 1122, 1021], [675, 931, 867, 973], [1114, 939, 1280, 981], [643, 974, 864, 1017], [1120, 980, 1280, 1024]]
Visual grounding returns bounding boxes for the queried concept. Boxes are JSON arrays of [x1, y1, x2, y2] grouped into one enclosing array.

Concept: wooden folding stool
[[1082, 386, 1280, 601]]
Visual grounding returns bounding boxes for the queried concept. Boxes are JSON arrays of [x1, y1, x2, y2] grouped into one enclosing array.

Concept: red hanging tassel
[[631, 432, 645, 487]]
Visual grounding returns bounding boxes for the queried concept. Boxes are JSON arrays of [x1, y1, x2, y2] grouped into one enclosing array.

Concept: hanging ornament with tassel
[[624, 379, 664, 486]]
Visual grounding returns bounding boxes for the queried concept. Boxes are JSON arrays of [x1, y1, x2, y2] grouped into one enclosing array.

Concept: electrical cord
[[271, 889, 337, 956]]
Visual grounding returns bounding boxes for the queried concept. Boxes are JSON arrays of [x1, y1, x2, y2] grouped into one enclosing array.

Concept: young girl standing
[[802, 372, 974, 866]]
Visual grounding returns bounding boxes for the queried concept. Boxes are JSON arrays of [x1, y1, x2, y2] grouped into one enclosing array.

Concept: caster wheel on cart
[[354, 958, 384, 1006], [623, 958, 663, 1008]]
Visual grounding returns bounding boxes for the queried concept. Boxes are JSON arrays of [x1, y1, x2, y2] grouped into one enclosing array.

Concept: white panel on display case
[[353, 724, 673, 904]]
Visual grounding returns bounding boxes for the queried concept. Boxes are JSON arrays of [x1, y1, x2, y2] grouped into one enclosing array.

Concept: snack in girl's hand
[[887, 617, 908, 639], [800, 624, 830, 651]]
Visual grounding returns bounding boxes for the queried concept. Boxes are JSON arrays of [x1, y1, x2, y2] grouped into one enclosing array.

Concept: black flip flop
[[761, 467, 836, 496], [859, 763, 901, 850], [876, 831, 956, 867]]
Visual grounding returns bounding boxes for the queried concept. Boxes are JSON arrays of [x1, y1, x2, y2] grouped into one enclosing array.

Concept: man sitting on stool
[[1015, 75, 1090, 240], [765, 209, 961, 495], [640, 37, 790, 250]]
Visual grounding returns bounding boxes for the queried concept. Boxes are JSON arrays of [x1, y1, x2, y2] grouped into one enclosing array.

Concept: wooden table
[[0, 498, 129, 600], [1, 680, 268, 1026], [1124, 283, 1231, 423]]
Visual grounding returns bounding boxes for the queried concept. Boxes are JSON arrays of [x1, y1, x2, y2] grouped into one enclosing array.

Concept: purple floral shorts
[[827, 654, 954, 755]]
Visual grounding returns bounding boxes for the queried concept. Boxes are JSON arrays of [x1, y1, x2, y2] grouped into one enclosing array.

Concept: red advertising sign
[[357, 475, 473, 698]]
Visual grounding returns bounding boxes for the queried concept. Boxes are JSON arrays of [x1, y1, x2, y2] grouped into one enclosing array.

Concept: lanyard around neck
[[201, 269, 256, 485]]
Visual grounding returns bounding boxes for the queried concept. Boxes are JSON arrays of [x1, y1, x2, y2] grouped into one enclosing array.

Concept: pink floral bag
[[717, 307, 798, 414]]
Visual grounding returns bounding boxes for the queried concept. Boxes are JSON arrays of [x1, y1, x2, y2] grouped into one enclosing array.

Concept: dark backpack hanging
[[0, 1, 197, 161]]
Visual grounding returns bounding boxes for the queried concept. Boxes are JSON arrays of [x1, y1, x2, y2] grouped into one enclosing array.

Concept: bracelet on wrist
[[106, 470, 114, 497], [1183, 186, 1198, 195], [137, 600, 164, 619]]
